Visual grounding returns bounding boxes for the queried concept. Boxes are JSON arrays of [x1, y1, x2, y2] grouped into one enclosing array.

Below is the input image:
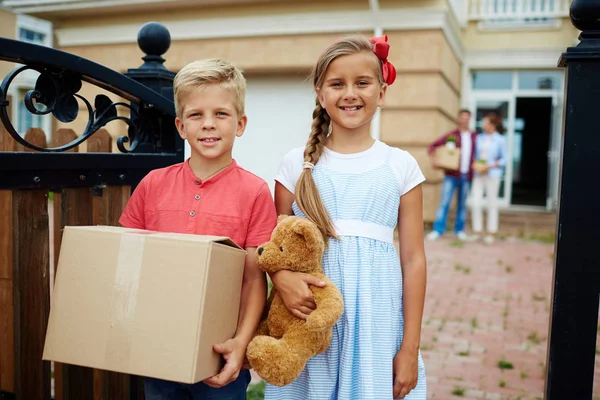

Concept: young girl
[[471, 112, 507, 245], [267, 35, 427, 399]]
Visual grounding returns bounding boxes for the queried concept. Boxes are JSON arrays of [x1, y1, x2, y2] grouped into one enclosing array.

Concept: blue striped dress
[[268, 140, 427, 400]]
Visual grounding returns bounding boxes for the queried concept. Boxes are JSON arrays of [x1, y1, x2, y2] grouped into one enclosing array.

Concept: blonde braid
[[294, 101, 338, 240]]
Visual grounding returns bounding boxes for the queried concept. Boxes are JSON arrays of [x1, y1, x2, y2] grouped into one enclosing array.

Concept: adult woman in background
[[471, 113, 507, 245]]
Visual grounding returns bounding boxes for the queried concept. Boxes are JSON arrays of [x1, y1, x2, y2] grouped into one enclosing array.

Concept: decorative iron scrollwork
[[0, 65, 140, 152]]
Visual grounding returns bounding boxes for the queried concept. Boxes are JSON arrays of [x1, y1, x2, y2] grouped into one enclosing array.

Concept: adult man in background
[[426, 109, 477, 241]]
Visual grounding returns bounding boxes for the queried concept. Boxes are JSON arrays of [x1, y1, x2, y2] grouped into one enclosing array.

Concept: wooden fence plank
[[52, 191, 63, 400], [12, 190, 51, 399], [87, 129, 111, 153], [51, 129, 79, 152], [16, 128, 47, 152], [57, 188, 94, 400], [0, 190, 14, 394], [0, 94, 15, 152], [0, 192, 12, 282], [0, 279, 14, 394]]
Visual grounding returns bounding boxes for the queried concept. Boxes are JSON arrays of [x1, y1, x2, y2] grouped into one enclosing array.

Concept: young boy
[[119, 59, 278, 399]]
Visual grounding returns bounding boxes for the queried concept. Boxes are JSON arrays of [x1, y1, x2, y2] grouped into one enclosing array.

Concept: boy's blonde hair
[[174, 59, 246, 118]]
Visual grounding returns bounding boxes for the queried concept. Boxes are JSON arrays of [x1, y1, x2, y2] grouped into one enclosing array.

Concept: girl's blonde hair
[[295, 35, 385, 240]]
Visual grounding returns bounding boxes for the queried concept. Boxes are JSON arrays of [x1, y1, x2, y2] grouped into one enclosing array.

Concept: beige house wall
[[59, 25, 459, 221], [48, 0, 459, 221], [0, 9, 17, 79]]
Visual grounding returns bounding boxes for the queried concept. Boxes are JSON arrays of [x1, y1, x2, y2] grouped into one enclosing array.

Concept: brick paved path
[[421, 236, 600, 400], [250, 236, 600, 399]]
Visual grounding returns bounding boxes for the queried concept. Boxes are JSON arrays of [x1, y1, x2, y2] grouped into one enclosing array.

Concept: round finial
[[137, 22, 171, 58], [570, 0, 600, 32]]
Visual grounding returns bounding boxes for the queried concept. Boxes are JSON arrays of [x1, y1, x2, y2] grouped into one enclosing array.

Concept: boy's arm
[[203, 182, 276, 388], [235, 249, 268, 345], [203, 249, 267, 388], [118, 177, 148, 229]]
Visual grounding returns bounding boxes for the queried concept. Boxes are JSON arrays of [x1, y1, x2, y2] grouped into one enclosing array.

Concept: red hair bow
[[369, 35, 396, 86]]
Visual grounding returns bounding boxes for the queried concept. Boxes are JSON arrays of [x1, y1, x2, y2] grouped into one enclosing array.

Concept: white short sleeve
[[389, 148, 426, 196], [275, 147, 305, 194]]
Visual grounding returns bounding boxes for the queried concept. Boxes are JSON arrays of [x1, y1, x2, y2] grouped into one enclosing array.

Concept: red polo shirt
[[119, 160, 277, 249]]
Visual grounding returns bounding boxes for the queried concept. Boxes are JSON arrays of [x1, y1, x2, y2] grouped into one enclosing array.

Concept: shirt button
[[195, 194, 201, 200], [190, 211, 196, 217], [195, 180, 200, 185]]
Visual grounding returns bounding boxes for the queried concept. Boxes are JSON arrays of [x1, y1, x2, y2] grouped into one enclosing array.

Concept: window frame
[[9, 14, 54, 138]]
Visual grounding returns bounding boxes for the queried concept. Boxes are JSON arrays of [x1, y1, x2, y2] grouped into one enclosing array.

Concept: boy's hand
[[270, 270, 326, 320], [203, 338, 246, 388]]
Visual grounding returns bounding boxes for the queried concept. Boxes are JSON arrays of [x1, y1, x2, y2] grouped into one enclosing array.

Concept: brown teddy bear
[[246, 215, 344, 387]]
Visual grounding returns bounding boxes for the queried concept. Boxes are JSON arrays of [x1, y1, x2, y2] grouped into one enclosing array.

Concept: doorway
[[512, 97, 553, 207]]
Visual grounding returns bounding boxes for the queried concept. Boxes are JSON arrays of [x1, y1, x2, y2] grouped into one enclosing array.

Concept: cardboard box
[[434, 145, 461, 171], [43, 225, 246, 384]]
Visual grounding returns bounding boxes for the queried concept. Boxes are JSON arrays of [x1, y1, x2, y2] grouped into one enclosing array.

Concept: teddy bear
[[245, 215, 344, 387]]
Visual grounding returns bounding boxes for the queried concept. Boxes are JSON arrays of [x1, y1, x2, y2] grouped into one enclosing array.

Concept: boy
[[119, 59, 278, 399]]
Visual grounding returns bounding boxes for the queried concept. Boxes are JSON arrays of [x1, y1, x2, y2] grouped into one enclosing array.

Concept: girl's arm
[[393, 184, 427, 399], [270, 182, 326, 320], [398, 184, 426, 350]]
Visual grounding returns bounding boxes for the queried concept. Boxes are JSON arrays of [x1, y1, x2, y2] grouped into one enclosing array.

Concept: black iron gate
[[0, 22, 182, 399]]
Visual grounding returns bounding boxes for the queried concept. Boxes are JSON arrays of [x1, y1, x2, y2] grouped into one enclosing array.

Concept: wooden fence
[[0, 125, 145, 399]]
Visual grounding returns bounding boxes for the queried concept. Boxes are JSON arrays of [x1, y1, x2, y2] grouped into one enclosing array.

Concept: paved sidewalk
[[421, 236, 589, 400]]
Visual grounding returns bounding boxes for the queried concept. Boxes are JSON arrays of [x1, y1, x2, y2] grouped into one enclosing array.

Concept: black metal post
[[125, 22, 181, 156], [546, 1, 600, 398]]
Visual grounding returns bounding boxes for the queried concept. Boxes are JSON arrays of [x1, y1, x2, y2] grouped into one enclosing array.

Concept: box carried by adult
[[433, 140, 461, 171]]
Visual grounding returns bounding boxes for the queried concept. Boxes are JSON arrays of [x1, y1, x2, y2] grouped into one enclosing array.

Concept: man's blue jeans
[[432, 174, 470, 235], [144, 369, 251, 400]]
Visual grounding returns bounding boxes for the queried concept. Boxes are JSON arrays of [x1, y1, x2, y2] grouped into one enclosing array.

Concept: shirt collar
[[183, 158, 237, 186]]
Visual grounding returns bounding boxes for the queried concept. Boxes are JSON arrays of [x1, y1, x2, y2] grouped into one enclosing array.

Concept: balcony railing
[[469, 0, 570, 21]]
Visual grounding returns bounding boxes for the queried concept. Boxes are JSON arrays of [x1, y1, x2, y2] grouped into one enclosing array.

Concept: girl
[[471, 112, 507, 245], [267, 35, 427, 399]]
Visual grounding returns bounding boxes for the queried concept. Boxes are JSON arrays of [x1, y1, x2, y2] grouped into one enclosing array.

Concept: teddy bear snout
[[258, 247, 264, 256]]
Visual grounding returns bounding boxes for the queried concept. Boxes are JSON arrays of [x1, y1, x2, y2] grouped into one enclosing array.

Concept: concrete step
[[425, 209, 557, 241]]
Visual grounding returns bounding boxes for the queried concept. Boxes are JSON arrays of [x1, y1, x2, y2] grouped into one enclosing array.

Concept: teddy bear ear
[[291, 219, 324, 251], [277, 214, 289, 224]]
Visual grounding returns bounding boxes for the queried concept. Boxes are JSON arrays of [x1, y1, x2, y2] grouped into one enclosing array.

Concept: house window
[[16, 89, 44, 134], [18, 27, 46, 45], [10, 15, 53, 137]]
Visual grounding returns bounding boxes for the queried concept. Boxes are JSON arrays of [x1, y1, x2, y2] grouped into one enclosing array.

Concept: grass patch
[[499, 379, 507, 388], [529, 232, 556, 244], [527, 331, 542, 345], [505, 265, 513, 273], [532, 293, 547, 302], [457, 350, 470, 357], [498, 359, 514, 370], [246, 381, 265, 400], [449, 240, 464, 248], [471, 317, 478, 330], [520, 371, 528, 380], [438, 318, 447, 332], [454, 264, 471, 274], [451, 387, 466, 396]]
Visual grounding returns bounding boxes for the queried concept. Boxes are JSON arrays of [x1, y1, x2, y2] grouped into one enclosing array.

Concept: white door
[[469, 95, 516, 208], [184, 76, 315, 194]]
